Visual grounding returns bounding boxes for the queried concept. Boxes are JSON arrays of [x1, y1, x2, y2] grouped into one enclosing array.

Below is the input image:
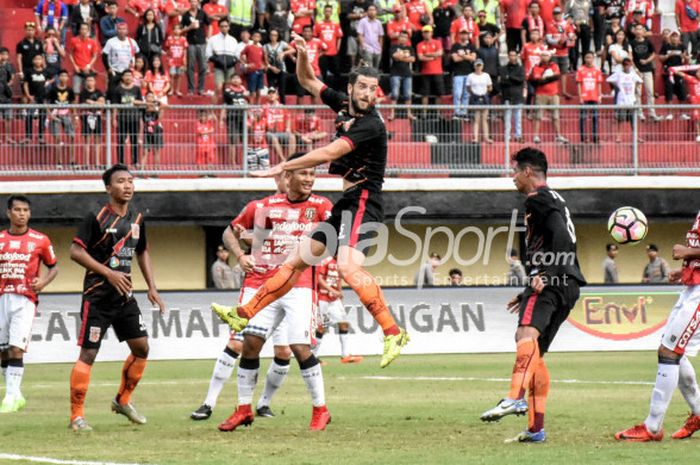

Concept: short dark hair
[[583, 50, 595, 58], [510, 249, 519, 257], [58, 69, 69, 76], [348, 65, 380, 85], [324, 4, 332, 9], [449, 268, 462, 277], [647, 244, 659, 252], [122, 69, 133, 76], [303, 24, 313, 31], [79, 21, 90, 29], [288, 151, 306, 162], [218, 18, 230, 26], [512, 147, 548, 175], [102, 163, 131, 186], [0, 47, 8, 54], [105, 0, 118, 6], [7, 195, 30, 209], [606, 243, 618, 252]]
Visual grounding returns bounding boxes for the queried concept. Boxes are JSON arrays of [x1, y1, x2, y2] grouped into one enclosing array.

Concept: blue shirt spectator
[[35, 0, 68, 34], [99, 2, 126, 46]]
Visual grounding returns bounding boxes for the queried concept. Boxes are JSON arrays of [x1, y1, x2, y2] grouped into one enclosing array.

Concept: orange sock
[[239, 263, 301, 319], [116, 355, 147, 405], [508, 337, 540, 400], [528, 358, 550, 432], [70, 360, 92, 421], [344, 267, 399, 336]]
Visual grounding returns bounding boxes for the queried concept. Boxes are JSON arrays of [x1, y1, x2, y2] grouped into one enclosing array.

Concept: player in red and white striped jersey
[[312, 256, 363, 364], [0, 195, 58, 413], [616, 211, 700, 441]]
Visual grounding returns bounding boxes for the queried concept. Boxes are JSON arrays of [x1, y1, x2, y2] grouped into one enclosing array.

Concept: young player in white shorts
[[616, 211, 700, 441], [0, 195, 58, 413], [313, 256, 363, 364]]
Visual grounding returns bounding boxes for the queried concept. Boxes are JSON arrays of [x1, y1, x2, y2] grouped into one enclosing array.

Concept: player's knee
[[132, 344, 149, 359], [7, 346, 24, 359], [289, 344, 311, 361], [657, 345, 680, 363], [338, 322, 349, 333], [273, 345, 292, 361], [79, 349, 98, 366], [228, 339, 243, 354]]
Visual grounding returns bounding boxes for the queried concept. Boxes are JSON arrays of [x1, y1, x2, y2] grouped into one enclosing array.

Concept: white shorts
[[661, 285, 700, 357], [0, 294, 37, 352], [241, 286, 315, 345], [319, 299, 347, 327]]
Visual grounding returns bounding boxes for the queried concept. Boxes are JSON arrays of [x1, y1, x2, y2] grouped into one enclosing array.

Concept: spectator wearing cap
[[205, 18, 238, 97], [545, 7, 574, 98], [103, 22, 140, 100], [467, 58, 493, 142], [603, 243, 619, 284], [357, 4, 385, 69], [576, 50, 603, 143], [676, 0, 700, 58], [477, 9, 501, 43], [450, 5, 480, 48], [501, 0, 528, 52], [566, 0, 591, 70], [631, 23, 661, 122], [529, 49, 568, 143], [521, 1, 545, 49], [389, 30, 417, 120], [68, 21, 100, 93], [417, 25, 445, 114], [35, 0, 68, 43], [16, 22, 44, 82], [499, 49, 525, 141], [642, 244, 670, 283], [181, 0, 211, 96], [660, 30, 691, 120], [263, 87, 295, 162], [99, 1, 126, 46], [606, 57, 643, 143], [432, 0, 457, 52], [451, 28, 477, 120]]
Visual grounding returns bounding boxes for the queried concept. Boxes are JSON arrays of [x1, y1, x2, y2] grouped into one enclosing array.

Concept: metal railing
[[0, 103, 698, 177]]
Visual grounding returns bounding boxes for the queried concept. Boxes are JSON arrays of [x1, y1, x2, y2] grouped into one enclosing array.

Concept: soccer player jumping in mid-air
[[615, 212, 700, 442], [211, 32, 409, 368], [480, 148, 587, 443]]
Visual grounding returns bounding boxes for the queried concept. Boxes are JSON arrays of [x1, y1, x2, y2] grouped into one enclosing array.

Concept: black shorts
[[77, 298, 148, 349], [420, 74, 446, 98], [615, 108, 634, 123], [227, 115, 244, 145], [81, 115, 103, 136], [517, 280, 580, 354], [145, 128, 164, 149], [310, 186, 384, 255]]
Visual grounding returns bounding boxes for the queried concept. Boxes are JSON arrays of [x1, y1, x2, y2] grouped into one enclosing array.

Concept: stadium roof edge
[[0, 176, 697, 194]]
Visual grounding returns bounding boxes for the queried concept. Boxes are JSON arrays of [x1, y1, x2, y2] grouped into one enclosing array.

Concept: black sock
[[224, 346, 240, 359], [298, 354, 320, 370], [239, 357, 260, 370], [273, 357, 290, 366]]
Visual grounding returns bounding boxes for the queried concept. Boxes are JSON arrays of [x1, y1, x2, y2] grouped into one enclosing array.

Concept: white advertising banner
[[23, 285, 680, 364]]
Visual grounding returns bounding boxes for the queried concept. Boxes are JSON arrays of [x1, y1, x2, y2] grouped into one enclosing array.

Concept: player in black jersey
[[211, 32, 409, 369], [480, 148, 587, 443], [68, 164, 165, 432]]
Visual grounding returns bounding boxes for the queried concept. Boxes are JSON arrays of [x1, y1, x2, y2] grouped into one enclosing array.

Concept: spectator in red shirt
[[69, 22, 99, 93], [529, 50, 568, 143], [545, 7, 574, 98], [291, 0, 316, 35], [264, 87, 295, 162], [240, 30, 266, 104], [293, 108, 327, 151], [521, 28, 548, 106], [406, 0, 431, 45], [315, 5, 343, 84], [164, 23, 188, 96], [203, 0, 228, 35], [521, 1, 545, 50], [676, 0, 700, 58], [290, 25, 326, 104], [145, 54, 171, 104], [673, 67, 700, 141], [417, 25, 445, 112], [501, 0, 528, 51], [450, 5, 480, 48], [387, 7, 414, 45], [575, 51, 602, 143], [538, 0, 559, 25]]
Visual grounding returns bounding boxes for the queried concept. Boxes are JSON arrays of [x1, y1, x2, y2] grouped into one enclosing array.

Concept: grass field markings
[[0, 453, 156, 465], [357, 376, 654, 386]]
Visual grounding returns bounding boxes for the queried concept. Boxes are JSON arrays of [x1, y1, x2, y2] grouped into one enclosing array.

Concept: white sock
[[236, 358, 260, 406], [311, 332, 323, 357], [300, 357, 325, 407], [644, 361, 680, 433], [5, 363, 24, 398], [339, 331, 350, 358], [256, 358, 290, 409], [204, 350, 238, 408], [678, 356, 700, 416]]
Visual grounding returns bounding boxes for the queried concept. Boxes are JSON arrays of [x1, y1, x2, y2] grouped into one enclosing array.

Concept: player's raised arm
[[250, 138, 352, 177], [293, 32, 325, 99]]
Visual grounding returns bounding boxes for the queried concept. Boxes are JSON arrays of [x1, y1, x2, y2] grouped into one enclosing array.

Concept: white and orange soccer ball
[[608, 206, 648, 245]]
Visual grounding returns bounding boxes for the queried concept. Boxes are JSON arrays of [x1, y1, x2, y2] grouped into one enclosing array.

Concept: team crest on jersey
[[27, 242, 36, 252], [305, 208, 316, 220], [9, 241, 20, 249], [89, 326, 101, 343], [131, 223, 140, 240]]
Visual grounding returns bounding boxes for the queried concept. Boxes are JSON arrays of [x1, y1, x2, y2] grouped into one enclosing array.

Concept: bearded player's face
[[348, 75, 378, 114]]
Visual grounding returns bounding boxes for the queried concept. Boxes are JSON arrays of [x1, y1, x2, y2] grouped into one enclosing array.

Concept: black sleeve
[[79, 89, 87, 103], [68, 88, 76, 103], [341, 115, 382, 148], [15, 41, 22, 55], [201, 11, 211, 25], [181, 12, 191, 27], [136, 219, 147, 253], [659, 43, 668, 55], [320, 85, 347, 113], [110, 88, 121, 104], [544, 210, 572, 256], [46, 87, 57, 103], [74, 212, 100, 249]]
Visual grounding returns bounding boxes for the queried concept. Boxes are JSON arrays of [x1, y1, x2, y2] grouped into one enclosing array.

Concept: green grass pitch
[[1, 352, 698, 465]]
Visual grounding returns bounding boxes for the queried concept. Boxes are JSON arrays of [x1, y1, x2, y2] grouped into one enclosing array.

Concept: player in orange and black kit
[[212, 32, 409, 368], [68, 164, 165, 432], [480, 148, 586, 443]]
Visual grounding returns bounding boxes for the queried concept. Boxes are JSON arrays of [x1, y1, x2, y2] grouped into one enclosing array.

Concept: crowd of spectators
[[1, 0, 700, 164]]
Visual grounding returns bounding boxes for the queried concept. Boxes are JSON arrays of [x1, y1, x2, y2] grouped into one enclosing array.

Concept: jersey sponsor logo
[[271, 221, 314, 233], [88, 326, 101, 343], [109, 256, 120, 269], [9, 241, 20, 249], [676, 305, 700, 351], [131, 223, 140, 240], [0, 252, 31, 262], [567, 291, 675, 340], [106, 228, 118, 233]]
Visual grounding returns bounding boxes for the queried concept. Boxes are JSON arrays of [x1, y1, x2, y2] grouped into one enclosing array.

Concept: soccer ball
[[607, 207, 648, 245]]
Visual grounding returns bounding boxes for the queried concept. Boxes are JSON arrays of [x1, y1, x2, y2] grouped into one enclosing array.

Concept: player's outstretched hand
[[148, 287, 166, 314], [291, 32, 307, 53], [507, 294, 521, 313], [107, 271, 132, 296], [672, 244, 688, 260], [250, 163, 284, 178], [669, 269, 683, 283]]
